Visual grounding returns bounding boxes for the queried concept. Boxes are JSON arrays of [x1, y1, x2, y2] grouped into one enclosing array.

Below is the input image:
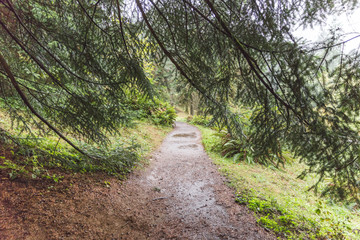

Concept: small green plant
[[223, 138, 255, 164], [247, 197, 273, 213], [211, 130, 256, 164], [258, 215, 282, 232], [28, 155, 44, 178], [45, 173, 64, 183], [104, 181, 111, 188], [0, 160, 29, 180], [236, 193, 319, 238], [315, 200, 351, 239]]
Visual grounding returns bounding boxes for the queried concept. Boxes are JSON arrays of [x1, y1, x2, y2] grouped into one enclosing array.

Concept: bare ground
[[0, 122, 275, 239]]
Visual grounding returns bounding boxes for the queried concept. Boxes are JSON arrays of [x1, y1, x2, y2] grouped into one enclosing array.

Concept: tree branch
[[204, 0, 310, 126], [0, 51, 89, 157]]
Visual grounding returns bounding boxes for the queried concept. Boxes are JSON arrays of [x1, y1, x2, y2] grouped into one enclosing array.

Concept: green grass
[[175, 110, 189, 122], [198, 125, 360, 239], [0, 107, 172, 180]]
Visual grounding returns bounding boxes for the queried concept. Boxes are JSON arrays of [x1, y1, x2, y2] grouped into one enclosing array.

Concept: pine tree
[[1, 0, 360, 200]]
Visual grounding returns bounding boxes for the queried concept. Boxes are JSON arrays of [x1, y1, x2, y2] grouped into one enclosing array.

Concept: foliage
[[222, 138, 255, 165], [214, 130, 294, 166], [1, 0, 153, 145], [0, 120, 172, 180], [186, 115, 210, 126], [199, 125, 360, 239], [189, 111, 292, 166], [134, 0, 360, 201], [0, 133, 140, 179], [236, 192, 354, 239], [1, 0, 360, 199], [125, 95, 177, 126], [150, 106, 176, 126], [0, 159, 28, 180]]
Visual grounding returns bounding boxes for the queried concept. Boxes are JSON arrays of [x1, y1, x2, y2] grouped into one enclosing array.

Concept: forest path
[[114, 121, 275, 239], [0, 122, 275, 239]]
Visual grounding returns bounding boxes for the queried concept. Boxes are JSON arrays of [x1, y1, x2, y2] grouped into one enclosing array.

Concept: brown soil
[[0, 122, 275, 239]]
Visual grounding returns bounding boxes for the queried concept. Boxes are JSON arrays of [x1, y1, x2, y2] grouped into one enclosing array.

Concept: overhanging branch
[[0, 51, 89, 157]]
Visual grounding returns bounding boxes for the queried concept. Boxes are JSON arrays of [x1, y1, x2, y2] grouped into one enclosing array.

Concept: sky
[[294, 6, 360, 53]]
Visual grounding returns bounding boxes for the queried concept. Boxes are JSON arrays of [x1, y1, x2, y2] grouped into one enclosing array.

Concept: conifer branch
[[0, 51, 89, 157]]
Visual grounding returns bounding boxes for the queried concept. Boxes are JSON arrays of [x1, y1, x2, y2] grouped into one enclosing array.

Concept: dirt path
[[0, 122, 275, 239], [113, 122, 275, 239]]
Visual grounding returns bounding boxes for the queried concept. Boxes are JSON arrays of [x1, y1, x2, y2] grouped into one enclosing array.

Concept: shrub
[[187, 115, 210, 126], [150, 104, 176, 126], [125, 96, 177, 126]]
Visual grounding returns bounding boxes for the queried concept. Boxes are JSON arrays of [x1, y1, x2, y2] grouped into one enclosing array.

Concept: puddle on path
[[172, 132, 197, 138], [178, 144, 198, 149]]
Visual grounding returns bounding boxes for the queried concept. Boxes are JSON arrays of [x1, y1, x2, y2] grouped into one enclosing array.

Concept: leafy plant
[[235, 193, 338, 239], [222, 139, 255, 164], [150, 105, 176, 126], [315, 200, 352, 239], [125, 96, 176, 126], [44, 173, 64, 183], [187, 115, 210, 126], [0, 160, 28, 180]]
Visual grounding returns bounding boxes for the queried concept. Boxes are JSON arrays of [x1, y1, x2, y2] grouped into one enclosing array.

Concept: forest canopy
[[1, 0, 360, 200]]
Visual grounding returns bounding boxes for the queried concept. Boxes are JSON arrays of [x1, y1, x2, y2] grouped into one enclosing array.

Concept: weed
[[0, 160, 28, 180], [44, 173, 64, 183], [104, 181, 111, 188]]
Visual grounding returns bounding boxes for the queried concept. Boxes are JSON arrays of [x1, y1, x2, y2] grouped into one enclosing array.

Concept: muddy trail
[[109, 122, 275, 239], [1, 122, 275, 239]]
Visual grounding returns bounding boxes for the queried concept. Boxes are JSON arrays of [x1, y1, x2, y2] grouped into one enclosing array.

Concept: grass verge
[[198, 125, 360, 240], [0, 116, 172, 182]]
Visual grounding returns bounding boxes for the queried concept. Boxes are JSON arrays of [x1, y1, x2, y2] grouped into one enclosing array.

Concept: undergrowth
[[186, 114, 211, 126], [0, 94, 174, 181], [0, 120, 171, 181], [197, 125, 360, 239]]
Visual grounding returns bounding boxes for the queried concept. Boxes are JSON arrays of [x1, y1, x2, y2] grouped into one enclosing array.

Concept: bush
[[125, 96, 177, 126], [187, 114, 210, 126], [150, 103, 176, 126]]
